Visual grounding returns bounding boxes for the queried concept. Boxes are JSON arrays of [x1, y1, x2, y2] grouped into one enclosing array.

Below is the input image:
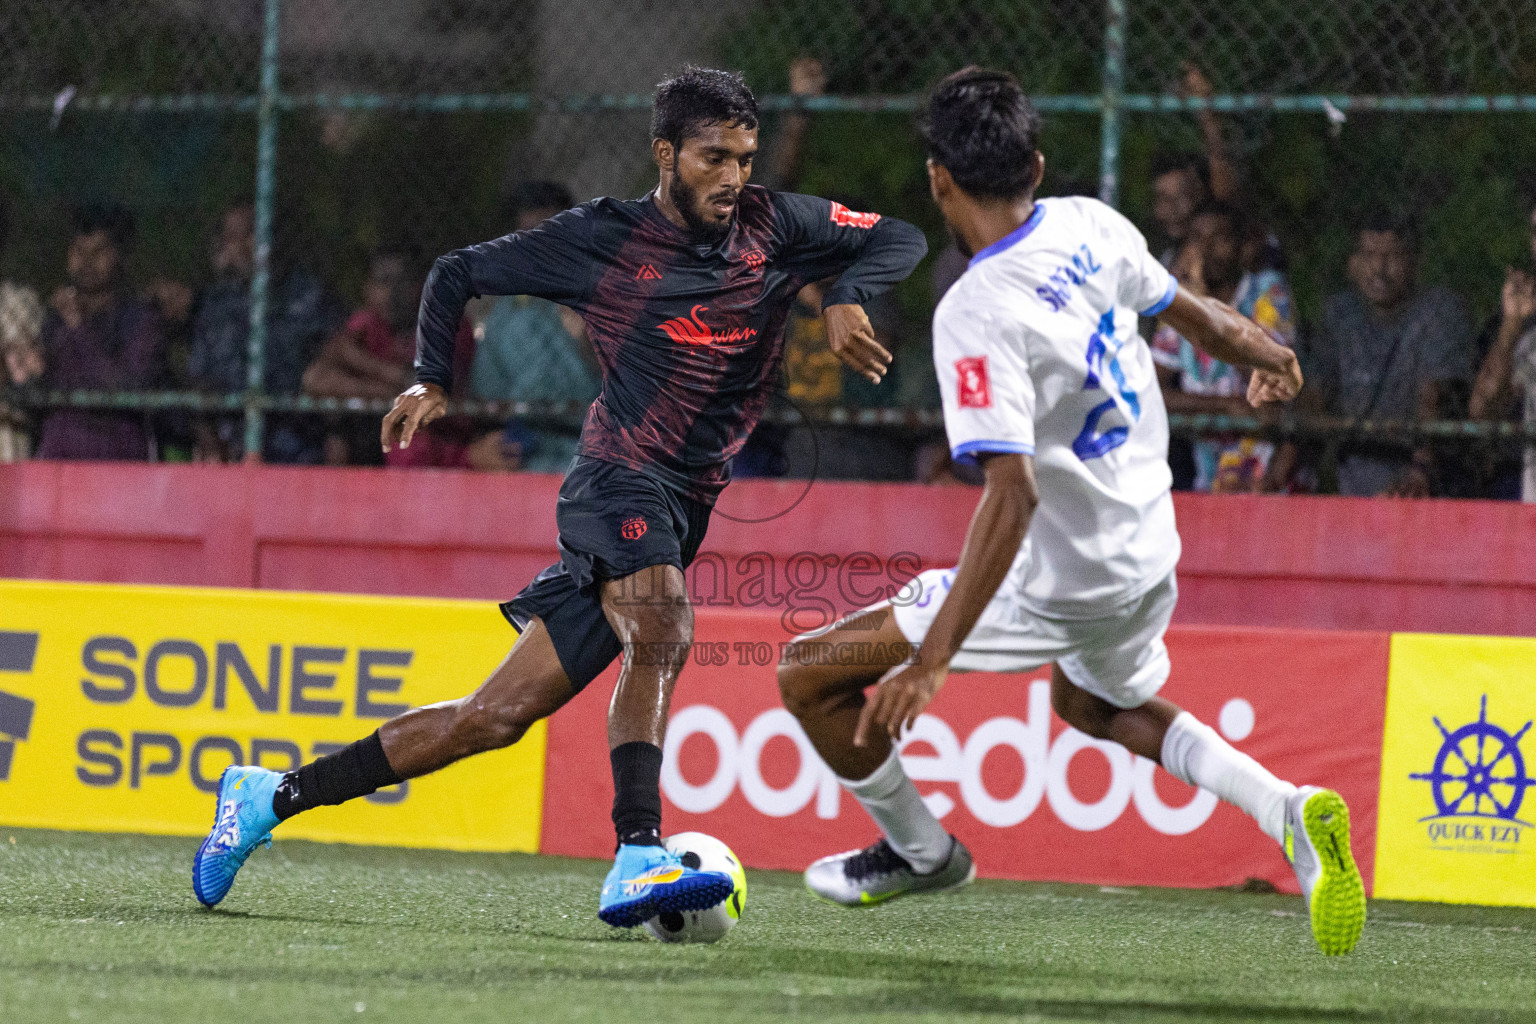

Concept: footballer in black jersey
[[194, 67, 925, 929]]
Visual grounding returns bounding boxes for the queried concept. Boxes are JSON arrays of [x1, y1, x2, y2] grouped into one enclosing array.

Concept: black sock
[[271, 731, 402, 821], [610, 741, 663, 847]]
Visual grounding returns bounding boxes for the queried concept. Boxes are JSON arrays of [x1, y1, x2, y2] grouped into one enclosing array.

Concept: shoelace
[[842, 839, 912, 882]]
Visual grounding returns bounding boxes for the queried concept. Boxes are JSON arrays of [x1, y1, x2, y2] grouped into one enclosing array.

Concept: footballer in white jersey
[[779, 67, 1365, 957]]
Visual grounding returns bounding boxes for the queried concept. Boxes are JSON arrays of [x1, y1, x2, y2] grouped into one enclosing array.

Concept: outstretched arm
[[774, 192, 928, 383], [1183, 64, 1241, 204], [1470, 269, 1535, 418], [857, 453, 1037, 743], [1158, 285, 1303, 406], [858, 297, 1036, 742], [386, 207, 596, 452], [415, 208, 596, 392]]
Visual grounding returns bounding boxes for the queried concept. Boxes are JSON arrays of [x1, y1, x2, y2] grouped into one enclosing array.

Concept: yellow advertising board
[[1375, 633, 1536, 907], [0, 580, 542, 852]]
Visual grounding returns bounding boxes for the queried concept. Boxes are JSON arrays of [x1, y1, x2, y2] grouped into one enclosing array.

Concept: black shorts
[[501, 457, 713, 690]]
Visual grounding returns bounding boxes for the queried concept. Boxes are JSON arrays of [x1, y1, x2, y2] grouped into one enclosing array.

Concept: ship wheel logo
[[1410, 694, 1533, 825]]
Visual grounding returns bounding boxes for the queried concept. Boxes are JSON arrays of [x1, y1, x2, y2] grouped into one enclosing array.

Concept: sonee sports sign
[[0, 630, 39, 781], [0, 580, 547, 853]]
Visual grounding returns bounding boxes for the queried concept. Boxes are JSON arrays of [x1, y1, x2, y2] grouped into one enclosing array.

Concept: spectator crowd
[[2, 66, 1534, 501]]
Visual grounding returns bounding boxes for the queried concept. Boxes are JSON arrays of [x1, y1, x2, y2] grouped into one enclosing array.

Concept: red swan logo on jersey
[[658, 305, 759, 346], [620, 517, 648, 541], [741, 248, 766, 270], [829, 202, 881, 229], [955, 356, 992, 408]]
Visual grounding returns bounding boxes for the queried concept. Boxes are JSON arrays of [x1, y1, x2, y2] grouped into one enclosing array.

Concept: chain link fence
[[3, 0, 1535, 489]]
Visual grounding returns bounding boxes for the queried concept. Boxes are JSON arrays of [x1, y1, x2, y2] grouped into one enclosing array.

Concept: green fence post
[[244, 0, 281, 460], [1099, 0, 1126, 206]]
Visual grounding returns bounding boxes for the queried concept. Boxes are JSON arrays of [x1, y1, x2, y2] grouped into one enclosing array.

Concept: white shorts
[[888, 569, 1177, 710]]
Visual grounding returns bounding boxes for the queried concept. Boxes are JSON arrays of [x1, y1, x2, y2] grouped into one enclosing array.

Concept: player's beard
[[669, 163, 734, 242]]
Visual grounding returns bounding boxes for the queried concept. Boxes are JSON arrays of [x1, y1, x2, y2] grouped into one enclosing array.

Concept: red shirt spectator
[[304, 247, 475, 467]]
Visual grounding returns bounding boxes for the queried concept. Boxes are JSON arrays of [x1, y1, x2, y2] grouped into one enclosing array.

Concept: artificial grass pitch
[[0, 830, 1532, 1023]]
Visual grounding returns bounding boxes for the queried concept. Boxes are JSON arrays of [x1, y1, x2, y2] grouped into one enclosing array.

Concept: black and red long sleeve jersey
[[415, 186, 927, 503]]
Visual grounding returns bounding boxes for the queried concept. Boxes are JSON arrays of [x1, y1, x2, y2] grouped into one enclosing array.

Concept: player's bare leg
[[194, 618, 576, 907], [779, 606, 908, 780], [379, 617, 576, 777], [779, 607, 974, 905], [595, 562, 734, 926], [1049, 665, 1365, 955], [599, 563, 694, 848], [1046, 665, 1179, 760], [601, 563, 692, 752]]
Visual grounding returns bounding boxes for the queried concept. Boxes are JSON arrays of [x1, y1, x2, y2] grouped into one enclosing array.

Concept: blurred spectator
[[503, 181, 573, 234], [34, 204, 165, 461], [754, 57, 827, 193], [1151, 154, 1213, 269], [1309, 217, 1473, 497], [1152, 202, 1299, 492], [1150, 66, 1281, 274], [0, 196, 44, 460], [1469, 204, 1536, 501], [777, 234, 912, 481], [181, 202, 343, 463], [472, 293, 596, 472], [470, 180, 600, 473], [304, 246, 475, 466]]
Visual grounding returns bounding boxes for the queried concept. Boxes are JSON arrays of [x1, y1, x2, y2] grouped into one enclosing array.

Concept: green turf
[[1, 830, 1533, 1023]]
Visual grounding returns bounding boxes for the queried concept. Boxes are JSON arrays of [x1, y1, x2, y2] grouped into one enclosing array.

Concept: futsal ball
[[643, 832, 747, 944]]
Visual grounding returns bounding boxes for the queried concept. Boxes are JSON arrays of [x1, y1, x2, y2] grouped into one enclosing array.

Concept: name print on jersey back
[[1036, 243, 1103, 312], [932, 195, 1182, 617]]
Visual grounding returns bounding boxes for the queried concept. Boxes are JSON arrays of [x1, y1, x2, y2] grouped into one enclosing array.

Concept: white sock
[[840, 747, 951, 874], [1160, 711, 1296, 845]]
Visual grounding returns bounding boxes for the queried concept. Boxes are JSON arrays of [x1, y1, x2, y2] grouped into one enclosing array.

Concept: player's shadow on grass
[[200, 905, 629, 943], [199, 907, 391, 930]]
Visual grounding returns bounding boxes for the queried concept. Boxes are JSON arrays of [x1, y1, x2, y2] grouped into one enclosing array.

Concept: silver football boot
[[805, 835, 975, 907]]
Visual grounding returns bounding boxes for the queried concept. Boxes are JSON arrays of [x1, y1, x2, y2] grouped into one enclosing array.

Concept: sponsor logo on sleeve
[[955, 356, 992, 409], [829, 202, 881, 229]]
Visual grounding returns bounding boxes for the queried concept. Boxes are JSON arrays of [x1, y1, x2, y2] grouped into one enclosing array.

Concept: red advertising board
[[540, 609, 1389, 893]]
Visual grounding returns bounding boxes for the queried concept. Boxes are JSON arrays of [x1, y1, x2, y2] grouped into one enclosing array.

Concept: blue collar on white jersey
[[967, 201, 1047, 268]]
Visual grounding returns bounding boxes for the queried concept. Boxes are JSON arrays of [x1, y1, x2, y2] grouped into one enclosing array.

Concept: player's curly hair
[[651, 67, 759, 150], [923, 67, 1041, 200]]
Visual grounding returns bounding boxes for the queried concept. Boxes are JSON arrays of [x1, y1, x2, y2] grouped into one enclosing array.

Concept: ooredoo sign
[[541, 611, 1390, 893]]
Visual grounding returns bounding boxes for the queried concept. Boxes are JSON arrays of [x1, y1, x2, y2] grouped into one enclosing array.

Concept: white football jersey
[[933, 196, 1182, 619]]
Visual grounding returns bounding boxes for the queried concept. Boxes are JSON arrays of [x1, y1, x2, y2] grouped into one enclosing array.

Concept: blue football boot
[[597, 843, 735, 928], [193, 765, 281, 907]]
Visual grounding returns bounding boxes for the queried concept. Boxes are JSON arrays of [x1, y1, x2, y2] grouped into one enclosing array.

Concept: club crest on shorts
[[620, 517, 648, 541], [955, 356, 992, 408]]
